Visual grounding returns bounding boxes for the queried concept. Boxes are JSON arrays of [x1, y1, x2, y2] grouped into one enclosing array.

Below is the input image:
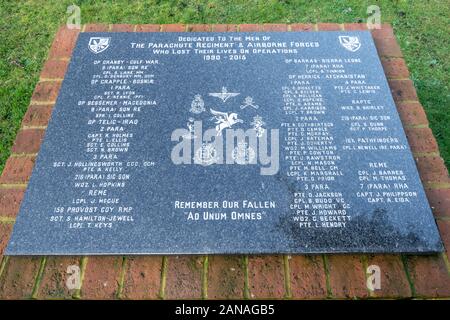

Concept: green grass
[[0, 0, 449, 173]]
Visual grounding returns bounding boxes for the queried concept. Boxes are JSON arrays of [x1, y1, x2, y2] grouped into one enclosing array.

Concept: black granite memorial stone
[[6, 31, 443, 255]]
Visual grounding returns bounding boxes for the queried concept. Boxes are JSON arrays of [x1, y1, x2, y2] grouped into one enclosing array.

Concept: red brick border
[[0, 23, 449, 299]]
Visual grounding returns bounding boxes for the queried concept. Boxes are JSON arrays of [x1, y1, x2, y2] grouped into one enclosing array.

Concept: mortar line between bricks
[[75, 256, 88, 299], [441, 253, 450, 276], [116, 256, 127, 299], [436, 217, 450, 221], [202, 255, 208, 299], [396, 100, 421, 104], [0, 183, 27, 190], [31, 257, 47, 299], [396, 100, 420, 104], [81, 24, 86, 32], [30, 101, 56, 105], [133, 25, 137, 32], [283, 255, 292, 299], [322, 255, 332, 298], [388, 77, 411, 81], [413, 152, 441, 158], [287, 25, 292, 31], [425, 183, 450, 189], [108, 24, 112, 31], [21, 125, 47, 130], [11, 153, 38, 158], [380, 56, 405, 61], [158, 24, 162, 32], [39, 78, 64, 82], [400, 255, 416, 297], [0, 183, 27, 189], [159, 256, 168, 299], [0, 217, 15, 224], [26, 103, 54, 107], [243, 255, 249, 299], [404, 124, 429, 129], [381, 55, 403, 58], [38, 79, 62, 83], [361, 255, 373, 298], [389, 78, 412, 82], [0, 256, 9, 280], [339, 23, 344, 30], [427, 183, 450, 189], [72, 256, 87, 299]]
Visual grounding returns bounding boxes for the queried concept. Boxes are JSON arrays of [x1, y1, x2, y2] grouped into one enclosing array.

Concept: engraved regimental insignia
[[190, 95, 206, 114], [232, 142, 256, 165], [194, 143, 218, 166], [338, 36, 361, 52], [88, 37, 111, 54]]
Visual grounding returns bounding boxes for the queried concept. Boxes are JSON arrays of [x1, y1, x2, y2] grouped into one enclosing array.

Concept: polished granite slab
[[6, 31, 443, 255]]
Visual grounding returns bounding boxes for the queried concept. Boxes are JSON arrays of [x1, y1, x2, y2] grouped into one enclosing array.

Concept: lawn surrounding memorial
[[0, 0, 449, 174]]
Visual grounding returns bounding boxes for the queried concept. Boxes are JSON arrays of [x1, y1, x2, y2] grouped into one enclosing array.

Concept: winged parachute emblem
[[208, 87, 240, 103], [338, 36, 361, 52], [210, 108, 243, 136], [88, 37, 111, 54]]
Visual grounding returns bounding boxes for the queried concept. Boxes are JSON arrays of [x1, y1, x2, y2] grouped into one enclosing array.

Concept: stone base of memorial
[[0, 23, 449, 299]]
